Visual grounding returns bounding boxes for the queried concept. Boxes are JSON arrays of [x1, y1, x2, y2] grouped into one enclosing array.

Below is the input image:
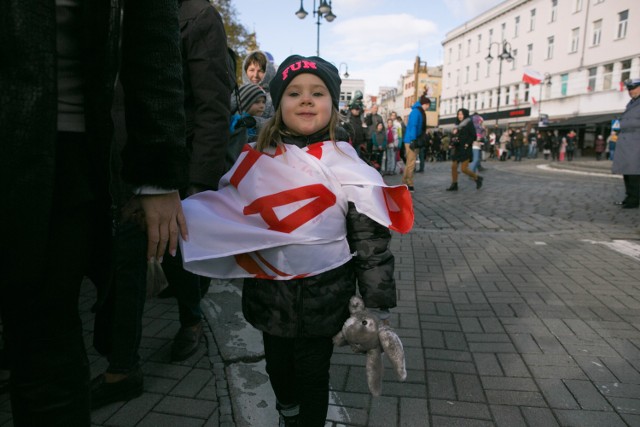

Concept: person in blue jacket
[[402, 94, 430, 192]]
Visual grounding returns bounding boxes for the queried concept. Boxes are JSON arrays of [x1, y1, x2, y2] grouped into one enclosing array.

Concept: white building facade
[[440, 0, 639, 137]]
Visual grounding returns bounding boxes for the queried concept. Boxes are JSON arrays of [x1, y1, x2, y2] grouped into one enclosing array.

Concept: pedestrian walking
[[612, 78, 640, 209], [446, 108, 483, 191], [595, 134, 606, 160], [402, 93, 430, 192], [179, 55, 413, 426], [607, 131, 618, 161], [566, 129, 577, 161]]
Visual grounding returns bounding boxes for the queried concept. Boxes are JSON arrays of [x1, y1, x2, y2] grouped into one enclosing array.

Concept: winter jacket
[[179, 0, 233, 189], [241, 132, 396, 338], [451, 109, 475, 162], [612, 97, 640, 175], [1, 0, 188, 282], [403, 101, 426, 144], [372, 130, 387, 149]]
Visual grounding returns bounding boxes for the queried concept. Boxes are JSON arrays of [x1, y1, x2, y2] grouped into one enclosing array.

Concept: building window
[[617, 10, 628, 39], [488, 28, 493, 46], [481, 93, 485, 110], [511, 49, 518, 70], [465, 66, 470, 83], [530, 9, 536, 31], [526, 44, 533, 65], [524, 83, 530, 102], [587, 67, 597, 91], [456, 69, 460, 85], [547, 36, 554, 59], [551, 0, 558, 22], [485, 61, 491, 78], [514, 16, 520, 37], [574, 0, 583, 12], [592, 19, 602, 45], [603, 63, 613, 89], [447, 72, 451, 88], [467, 39, 472, 57], [475, 62, 480, 81], [489, 90, 493, 108], [448, 47, 452, 64], [621, 59, 632, 84], [561, 73, 568, 96], [474, 94, 478, 111], [458, 43, 462, 60], [477, 34, 482, 52], [570, 27, 580, 53], [505, 87, 510, 105], [501, 22, 506, 40]]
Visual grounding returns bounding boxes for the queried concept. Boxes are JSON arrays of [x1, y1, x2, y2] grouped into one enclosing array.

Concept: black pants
[[263, 333, 334, 427], [623, 175, 640, 205], [0, 132, 111, 426]]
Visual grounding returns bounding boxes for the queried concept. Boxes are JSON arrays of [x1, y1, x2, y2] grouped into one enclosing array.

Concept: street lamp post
[[485, 40, 514, 128], [339, 62, 349, 78], [537, 73, 552, 125], [295, 0, 336, 57]]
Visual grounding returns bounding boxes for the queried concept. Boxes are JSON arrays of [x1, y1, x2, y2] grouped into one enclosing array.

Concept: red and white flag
[[180, 141, 414, 280], [522, 69, 543, 86]]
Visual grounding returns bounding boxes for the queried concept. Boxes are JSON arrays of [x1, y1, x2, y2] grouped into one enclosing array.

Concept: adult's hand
[[140, 192, 188, 261]]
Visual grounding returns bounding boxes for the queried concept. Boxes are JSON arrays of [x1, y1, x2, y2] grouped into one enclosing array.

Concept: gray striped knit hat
[[237, 83, 266, 113]]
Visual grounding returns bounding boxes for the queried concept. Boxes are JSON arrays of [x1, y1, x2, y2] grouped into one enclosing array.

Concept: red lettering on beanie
[[281, 60, 318, 80]]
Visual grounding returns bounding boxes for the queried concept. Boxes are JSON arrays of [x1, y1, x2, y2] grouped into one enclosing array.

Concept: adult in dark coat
[[612, 78, 640, 208], [0, 1, 188, 425], [446, 108, 483, 191]]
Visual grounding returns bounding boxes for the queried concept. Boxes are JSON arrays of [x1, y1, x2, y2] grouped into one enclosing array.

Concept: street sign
[[612, 119, 621, 131]]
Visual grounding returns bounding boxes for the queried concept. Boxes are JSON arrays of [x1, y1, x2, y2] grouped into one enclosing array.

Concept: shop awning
[[543, 112, 622, 128]]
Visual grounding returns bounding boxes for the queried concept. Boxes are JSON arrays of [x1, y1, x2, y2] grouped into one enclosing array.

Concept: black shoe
[[90, 367, 143, 410], [446, 183, 458, 191], [476, 176, 484, 190], [279, 413, 299, 427], [407, 186, 415, 192], [171, 321, 204, 361], [622, 202, 639, 209]]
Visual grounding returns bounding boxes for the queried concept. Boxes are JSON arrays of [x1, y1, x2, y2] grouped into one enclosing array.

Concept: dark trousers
[[623, 175, 640, 205], [263, 333, 334, 427], [162, 246, 205, 327], [0, 132, 110, 426], [93, 218, 147, 374]]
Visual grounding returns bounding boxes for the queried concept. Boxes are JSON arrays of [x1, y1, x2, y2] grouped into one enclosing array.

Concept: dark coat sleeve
[[181, 5, 232, 188], [346, 203, 397, 310], [119, 0, 189, 190]]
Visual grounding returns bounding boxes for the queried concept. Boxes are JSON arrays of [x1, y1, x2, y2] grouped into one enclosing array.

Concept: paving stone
[[454, 374, 486, 403], [485, 390, 547, 407], [428, 372, 456, 400], [554, 409, 627, 427], [520, 406, 561, 427], [480, 376, 538, 392], [564, 379, 613, 411], [429, 399, 491, 420], [536, 379, 580, 409], [490, 404, 527, 427], [368, 396, 398, 427], [400, 398, 429, 427]]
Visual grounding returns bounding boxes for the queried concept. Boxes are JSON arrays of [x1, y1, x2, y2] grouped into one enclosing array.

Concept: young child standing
[[230, 83, 267, 142], [179, 55, 413, 426]]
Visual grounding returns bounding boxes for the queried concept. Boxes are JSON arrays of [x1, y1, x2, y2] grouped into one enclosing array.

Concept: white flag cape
[[180, 140, 413, 280]]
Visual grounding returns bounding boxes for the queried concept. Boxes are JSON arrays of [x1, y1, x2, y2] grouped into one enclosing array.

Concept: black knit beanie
[[270, 55, 341, 110]]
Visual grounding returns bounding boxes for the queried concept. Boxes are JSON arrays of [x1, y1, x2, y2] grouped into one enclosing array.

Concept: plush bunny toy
[[332, 295, 407, 396]]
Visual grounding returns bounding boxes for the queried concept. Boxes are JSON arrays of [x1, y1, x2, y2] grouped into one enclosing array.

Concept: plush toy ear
[[366, 348, 383, 396], [349, 295, 366, 314], [379, 326, 407, 381]]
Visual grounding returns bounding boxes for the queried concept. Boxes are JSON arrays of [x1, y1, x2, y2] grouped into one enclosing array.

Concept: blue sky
[[233, 0, 504, 95]]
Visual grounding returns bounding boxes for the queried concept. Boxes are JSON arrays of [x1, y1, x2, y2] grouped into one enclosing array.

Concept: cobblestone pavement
[[1, 157, 639, 427]]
